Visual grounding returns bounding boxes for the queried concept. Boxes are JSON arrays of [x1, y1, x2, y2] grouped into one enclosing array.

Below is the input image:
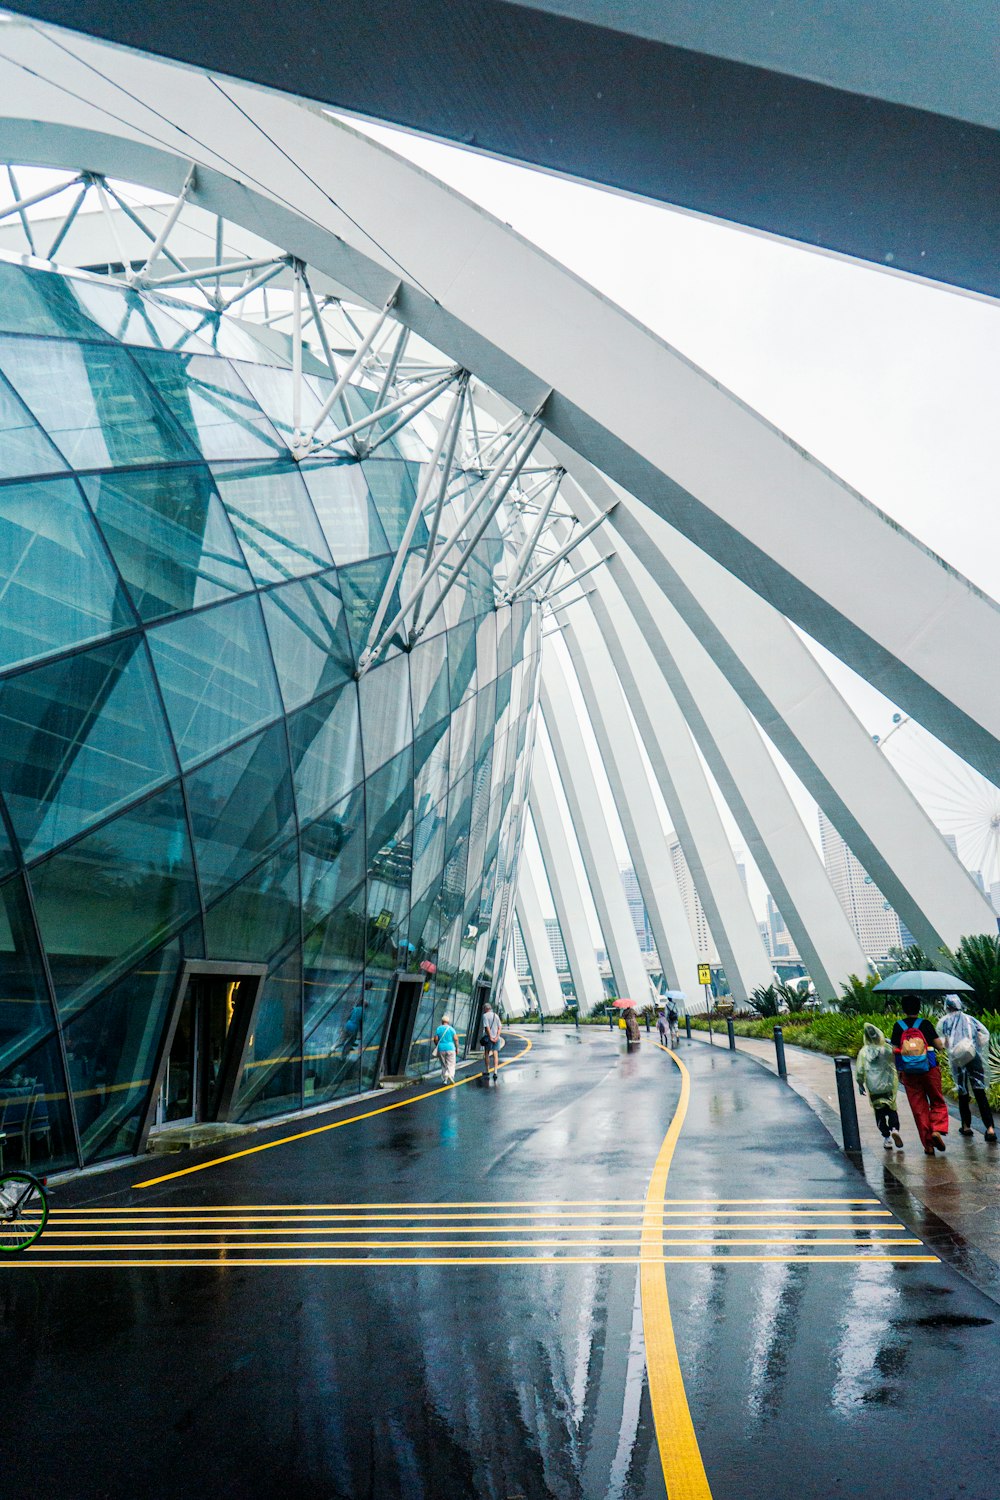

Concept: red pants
[[902, 1068, 949, 1149]]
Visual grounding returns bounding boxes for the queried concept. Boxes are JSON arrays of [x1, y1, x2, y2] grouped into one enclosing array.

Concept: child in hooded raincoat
[[856, 1022, 904, 1150]]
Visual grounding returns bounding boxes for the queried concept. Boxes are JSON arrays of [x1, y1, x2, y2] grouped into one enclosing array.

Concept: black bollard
[[726, 1017, 736, 1050], [574, 1009, 580, 1031], [645, 1013, 651, 1033], [834, 1056, 862, 1155], [608, 1012, 615, 1032], [773, 1024, 787, 1079], [685, 1014, 692, 1041]]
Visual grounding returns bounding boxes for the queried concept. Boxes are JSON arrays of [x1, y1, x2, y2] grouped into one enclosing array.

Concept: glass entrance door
[[162, 985, 196, 1124], [158, 976, 245, 1126]]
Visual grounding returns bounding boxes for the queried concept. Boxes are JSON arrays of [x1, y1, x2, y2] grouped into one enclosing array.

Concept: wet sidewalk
[[692, 1029, 1000, 1305]]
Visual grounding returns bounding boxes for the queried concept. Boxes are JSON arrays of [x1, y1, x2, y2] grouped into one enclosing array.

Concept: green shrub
[[837, 973, 882, 1015], [939, 934, 1000, 1016]]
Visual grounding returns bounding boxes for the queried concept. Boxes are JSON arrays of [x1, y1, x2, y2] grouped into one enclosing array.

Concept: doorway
[[466, 980, 493, 1058], [140, 961, 266, 1149], [379, 974, 425, 1079]]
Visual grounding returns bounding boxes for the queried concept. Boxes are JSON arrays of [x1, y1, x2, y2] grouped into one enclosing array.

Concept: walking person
[[666, 999, 680, 1048], [938, 996, 996, 1142], [891, 997, 949, 1155], [481, 1001, 503, 1083], [432, 1012, 459, 1085], [855, 1023, 904, 1149], [656, 1007, 670, 1048]]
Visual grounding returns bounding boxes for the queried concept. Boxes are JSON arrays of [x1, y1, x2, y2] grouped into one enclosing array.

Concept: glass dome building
[[0, 257, 540, 1173]]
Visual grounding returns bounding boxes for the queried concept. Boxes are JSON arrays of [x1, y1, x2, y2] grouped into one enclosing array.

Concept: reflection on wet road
[[2, 1031, 997, 1499]]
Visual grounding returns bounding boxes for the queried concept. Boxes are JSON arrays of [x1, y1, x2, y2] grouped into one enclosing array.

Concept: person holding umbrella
[[875, 973, 960, 1155]]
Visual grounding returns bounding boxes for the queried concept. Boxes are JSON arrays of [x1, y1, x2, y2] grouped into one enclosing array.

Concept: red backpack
[[898, 1019, 933, 1074]]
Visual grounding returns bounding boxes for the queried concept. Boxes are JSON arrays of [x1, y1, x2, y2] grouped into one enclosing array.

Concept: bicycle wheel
[[0, 1172, 48, 1252]]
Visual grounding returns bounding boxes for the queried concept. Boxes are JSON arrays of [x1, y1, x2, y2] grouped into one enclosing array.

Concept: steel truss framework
[[0, 13, 994, 1017]]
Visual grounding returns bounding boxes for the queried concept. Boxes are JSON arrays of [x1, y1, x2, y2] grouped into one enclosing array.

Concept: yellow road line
[[53, 1197, 881, 1212], [133, 1034, 533, 1189], [39, 1221, 907, 1235], [3, 1254, 940, 1269], [22, 1236, 922, 1250], [48, 1209, 894, 1225], [641, 1047, 715, 1500]]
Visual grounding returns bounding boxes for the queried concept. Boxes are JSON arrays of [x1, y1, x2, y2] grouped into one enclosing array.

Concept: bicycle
[[0, 1169, 49, 1253]]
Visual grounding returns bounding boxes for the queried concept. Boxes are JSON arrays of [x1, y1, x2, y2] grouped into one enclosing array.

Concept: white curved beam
[[515, 856, 566, 1017], [528, 756, 605, 1016], [1, 19, 999, 790], [539, 656, 654, 1006]]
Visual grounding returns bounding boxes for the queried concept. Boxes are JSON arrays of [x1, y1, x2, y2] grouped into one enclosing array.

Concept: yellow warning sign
[[697, 963, 712, 986]]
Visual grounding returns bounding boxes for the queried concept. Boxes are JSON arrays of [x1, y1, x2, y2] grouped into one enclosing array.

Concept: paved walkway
[[694, 1028, 1000, 1303], [4, 1030, 999, 1500]]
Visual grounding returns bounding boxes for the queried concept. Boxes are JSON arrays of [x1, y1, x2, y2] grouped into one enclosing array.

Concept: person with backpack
[[666, 999, 680, 1047], [890, 997, 949, 1155], [855, 1023, 904, 1149], [656, 1007, 670, 1047], [481, 1001, 503, 1083], [432, 1012, 459, 1084], [938, 995, 996, 1142]]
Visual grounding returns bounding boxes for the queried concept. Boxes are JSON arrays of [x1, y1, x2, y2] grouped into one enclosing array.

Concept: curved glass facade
[[0, 259, 540, 1172]]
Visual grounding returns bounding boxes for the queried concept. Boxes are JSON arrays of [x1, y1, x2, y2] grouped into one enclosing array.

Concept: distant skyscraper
[[544, 917, 570, 973], [668, 836, 718, 963], [620, 865, 656, 954], [818, 810, 902, 961], [512, 919, 530, 979], [765, 892, 798, 960]]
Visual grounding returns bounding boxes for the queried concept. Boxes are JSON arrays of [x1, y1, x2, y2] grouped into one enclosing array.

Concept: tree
[[940, 934, 1000, 1017]]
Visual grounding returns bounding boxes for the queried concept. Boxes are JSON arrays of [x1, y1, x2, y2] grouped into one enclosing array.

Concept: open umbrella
[[873, 971, 972, 994], [664, 991, 687, 1001], [612, 997, 637, 1008]]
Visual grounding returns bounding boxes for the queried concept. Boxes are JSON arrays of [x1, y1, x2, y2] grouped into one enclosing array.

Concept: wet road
[[3, 1031, 998, 1499]]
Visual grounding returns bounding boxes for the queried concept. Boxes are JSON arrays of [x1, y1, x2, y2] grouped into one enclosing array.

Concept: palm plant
[[838, 972, 881, 1015], [887, 943, 934, 972], [940, 934, 1000, 1017], [750, 983, 781, 1018]]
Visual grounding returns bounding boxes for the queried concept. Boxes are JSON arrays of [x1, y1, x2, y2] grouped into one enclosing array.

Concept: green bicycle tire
[[0, 1172, 48, 1253]]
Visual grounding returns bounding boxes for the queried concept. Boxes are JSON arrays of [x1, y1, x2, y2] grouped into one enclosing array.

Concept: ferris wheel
[[873, 714, 1000, 891]]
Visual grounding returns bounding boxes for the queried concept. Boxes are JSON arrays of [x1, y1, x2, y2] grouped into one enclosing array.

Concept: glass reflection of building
[[0, 258, 540, 1174]]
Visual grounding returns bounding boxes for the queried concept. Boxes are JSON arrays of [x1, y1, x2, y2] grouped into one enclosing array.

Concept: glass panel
[[411, 803, 447, 908], [476, 611, 498, 685], [474, 678, 498, 766], [300, 784, 367, 935], [260, 571, 354, 712], [287, 680, 363, 825], [0, 262, 109, 340], [449, 698, 476, 787], [409, 634, 450, 739], [448, 619, 478, 710], [82, 465, 254, 623], [406, 987, 439, 1079], [132, 350, 284, 460], [496, 606, 513, 677], [0, 812, 13, 881], [0, 1030, 76, 1173], [148, 594, 283, 769], [413, 719, 450, 823], [357, 971, 394, 1091], [303, 891, 368, 1034], [338, 557, 399, 659], [63, 940, 180, 1164], [203, 840, 300, 964], [232, 948, 302, 1122], [301, 968, 364, 1106], [359, 653, 411, 778], [299, 459, 388, 566], [70, 280, 216, 354], [234, 361, 335, 446], [366, 746, 412, 973], [211, 460, 331, 583], [0, 372, 68, 480], [0, 635, 177, 862], [0, 338, 196, 470], [0, 476, 136, 673], [30, 783, 200, 1018], [185, 722, 295, 904], [0, 874, 55, 1073], [360, 458, 427, 551]]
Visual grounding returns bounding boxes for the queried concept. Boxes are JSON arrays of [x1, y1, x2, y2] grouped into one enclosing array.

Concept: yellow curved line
[[642, 1045, 713, 1500], [134, 1033, 532, 1189]]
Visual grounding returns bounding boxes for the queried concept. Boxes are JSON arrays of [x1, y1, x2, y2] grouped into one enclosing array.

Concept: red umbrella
[[612, 998, 637, 1008]]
